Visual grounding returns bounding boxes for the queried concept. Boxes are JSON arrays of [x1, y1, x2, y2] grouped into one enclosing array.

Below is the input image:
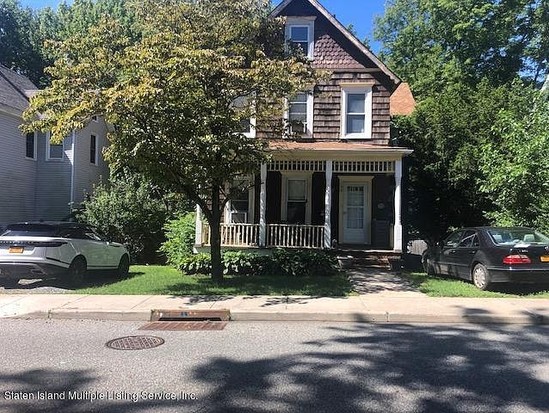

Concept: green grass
[[403, 272, 549, 298], [75, 265, 353, 296]]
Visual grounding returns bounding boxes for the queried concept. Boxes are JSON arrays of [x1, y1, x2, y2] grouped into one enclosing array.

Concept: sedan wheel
[[67, 257, 87, 286], [472, 263, 491, 290]]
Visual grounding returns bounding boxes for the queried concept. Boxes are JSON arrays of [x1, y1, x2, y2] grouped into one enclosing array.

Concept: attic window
[[286, 17, 315, 59]]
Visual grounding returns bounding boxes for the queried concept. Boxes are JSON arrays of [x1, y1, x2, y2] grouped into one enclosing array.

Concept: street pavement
[[0, 268, 548, 324], [0, 319, 547, 413]]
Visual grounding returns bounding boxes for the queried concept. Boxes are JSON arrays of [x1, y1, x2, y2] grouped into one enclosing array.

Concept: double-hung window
[[232, 96, 256, 138], [286, 18, 315, 59], [286, 92, 313, 137], [341, 84, 373, 139], [286, 179, 307, 224]]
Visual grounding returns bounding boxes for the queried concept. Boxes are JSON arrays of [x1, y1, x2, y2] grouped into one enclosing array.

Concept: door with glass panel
[[342, 184, 368, 244]]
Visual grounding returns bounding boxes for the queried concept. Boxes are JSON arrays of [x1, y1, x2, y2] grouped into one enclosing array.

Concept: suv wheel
[[67, 257, 87, 286]]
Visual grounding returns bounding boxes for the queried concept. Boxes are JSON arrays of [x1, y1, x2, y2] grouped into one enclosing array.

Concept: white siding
[[0, 111, 37, 224], [72, 119, 110, 205], [34, 131, 72, 220]]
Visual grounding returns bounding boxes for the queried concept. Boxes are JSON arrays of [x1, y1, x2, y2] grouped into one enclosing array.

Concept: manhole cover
[[106, 335, 165, 350], [139, 321, 228, 331]]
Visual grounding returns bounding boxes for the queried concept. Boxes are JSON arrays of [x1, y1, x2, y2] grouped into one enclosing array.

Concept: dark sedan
[[422, 227, 549, 290]]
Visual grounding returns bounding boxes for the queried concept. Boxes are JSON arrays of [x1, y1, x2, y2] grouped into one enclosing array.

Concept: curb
[[8, 309, 547, 325]]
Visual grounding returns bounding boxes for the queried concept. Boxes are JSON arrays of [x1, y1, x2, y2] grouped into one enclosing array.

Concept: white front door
[[341, 181, 371, 244]]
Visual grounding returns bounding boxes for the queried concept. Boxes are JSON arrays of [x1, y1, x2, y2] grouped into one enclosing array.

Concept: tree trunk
[[209, 186, 224, 282]]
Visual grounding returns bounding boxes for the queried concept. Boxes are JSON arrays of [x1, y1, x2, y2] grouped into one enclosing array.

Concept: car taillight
[[503, 255, 531, 264]]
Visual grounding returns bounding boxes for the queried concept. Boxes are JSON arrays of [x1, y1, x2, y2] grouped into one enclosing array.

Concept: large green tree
[[24, 0, 319, 281], [0, 0, 46, 85], [479, 87, 549, 233], [375, 0, 549, 97], [376, 0, 549, 241]]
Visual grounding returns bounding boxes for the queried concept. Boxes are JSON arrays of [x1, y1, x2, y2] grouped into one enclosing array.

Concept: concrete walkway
[[0, 269, 548, 325]]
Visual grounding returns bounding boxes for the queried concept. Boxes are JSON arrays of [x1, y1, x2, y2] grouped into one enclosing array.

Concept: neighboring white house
[[0, 64, 109, 225]]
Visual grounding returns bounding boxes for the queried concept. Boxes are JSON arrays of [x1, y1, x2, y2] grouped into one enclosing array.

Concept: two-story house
[[193, 0, 414, 253], [0, 64, 110, 226]]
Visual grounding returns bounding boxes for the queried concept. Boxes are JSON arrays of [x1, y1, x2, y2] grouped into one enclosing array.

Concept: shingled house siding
[[313, 73, 391, 143], [275, 0, 393, 144]]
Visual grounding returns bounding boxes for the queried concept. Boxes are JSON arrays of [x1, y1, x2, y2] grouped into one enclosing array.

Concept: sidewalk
[[1, 267, 548, 324], [1, 292, 548, 325]]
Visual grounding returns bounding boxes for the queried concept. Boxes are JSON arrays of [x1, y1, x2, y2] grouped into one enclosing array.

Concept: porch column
[[195, 204, 203, 246], [324, 160, 333, 249], [393, 158, 403, 252], [259, 163, 267, 247]]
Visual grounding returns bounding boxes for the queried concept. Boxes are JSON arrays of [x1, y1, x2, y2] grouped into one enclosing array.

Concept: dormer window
[[286, 17, 315, 59]]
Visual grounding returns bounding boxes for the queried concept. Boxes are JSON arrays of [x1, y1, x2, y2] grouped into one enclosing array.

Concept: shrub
[[77, 171, 190, 263], [179, 249, 338, 277], [180, 253, 212, 275], [159, 212, 196, 268], [270, 249, 338, 277], [222, 250, 271, 276]]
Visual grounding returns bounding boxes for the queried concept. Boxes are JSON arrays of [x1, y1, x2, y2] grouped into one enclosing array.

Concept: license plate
[[541, 256, 549, 263], [8, 246, 23, 254]]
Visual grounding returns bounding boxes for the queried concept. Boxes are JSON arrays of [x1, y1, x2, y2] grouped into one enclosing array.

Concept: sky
[[20, 0, 387, 52]]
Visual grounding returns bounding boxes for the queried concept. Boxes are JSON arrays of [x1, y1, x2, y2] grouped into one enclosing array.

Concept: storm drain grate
[[106, 335, 165, 350], [139, 321, 228, 331]]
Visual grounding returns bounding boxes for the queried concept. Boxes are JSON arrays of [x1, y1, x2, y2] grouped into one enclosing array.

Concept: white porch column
[[393, 159, 403, 252], [259, 163, 267, 247], [324, 160, 333, 249], [195, 204, 203, 246]]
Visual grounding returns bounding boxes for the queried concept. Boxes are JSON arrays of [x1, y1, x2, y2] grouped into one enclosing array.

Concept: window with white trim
[[232, 96, 256, 138], [286, 18, 315, 59], [281, 173, 312, 225], [25, 132, 36, 160], [285, 92, 313, 137], [46, 132, 64, 160], [287, 179, 307, 224], [227, 178, 254, 224], [341, 84, 373, 139]]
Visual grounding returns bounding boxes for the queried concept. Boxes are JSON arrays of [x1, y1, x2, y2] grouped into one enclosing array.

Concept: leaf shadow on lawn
[[161, 275, 353, 298]]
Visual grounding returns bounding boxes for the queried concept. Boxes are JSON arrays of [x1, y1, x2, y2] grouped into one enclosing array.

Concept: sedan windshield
[[488, 229, 549, 246]]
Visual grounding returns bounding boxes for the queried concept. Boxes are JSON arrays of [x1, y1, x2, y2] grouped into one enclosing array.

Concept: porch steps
[[332, 249, 402, 270]]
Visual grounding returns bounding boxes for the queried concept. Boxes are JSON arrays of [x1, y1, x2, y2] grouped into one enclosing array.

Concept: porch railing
[[205, 223, 260, 247], [203, 223, 325, 249], [266, 224, 324, 248]]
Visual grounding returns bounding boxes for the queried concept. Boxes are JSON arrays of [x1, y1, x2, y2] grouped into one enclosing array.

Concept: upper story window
[[232, 96, 256, 138], [46, 132, 65, 160], [285, 91, 313, 137], [90, 134, 98, 164], [25, 132, 36, 160], [286, 17, 315, 59], [340, 83, 373, 139]]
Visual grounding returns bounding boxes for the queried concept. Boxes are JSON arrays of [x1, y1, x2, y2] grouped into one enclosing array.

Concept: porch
[[195, 149, 410, 252]]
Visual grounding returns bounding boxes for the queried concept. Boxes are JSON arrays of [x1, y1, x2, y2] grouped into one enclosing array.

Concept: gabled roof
[[0, 64, 38, 113], [390, 82, 416, 116], [271, 0, 400, 84]]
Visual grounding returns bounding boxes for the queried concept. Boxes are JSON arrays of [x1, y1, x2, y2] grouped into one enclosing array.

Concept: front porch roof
[[267, 140, 413, 157]]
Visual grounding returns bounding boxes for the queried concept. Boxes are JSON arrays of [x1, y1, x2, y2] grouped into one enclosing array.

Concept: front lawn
[[76, 265, 353, 296], [403, 272, 549, 298]]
